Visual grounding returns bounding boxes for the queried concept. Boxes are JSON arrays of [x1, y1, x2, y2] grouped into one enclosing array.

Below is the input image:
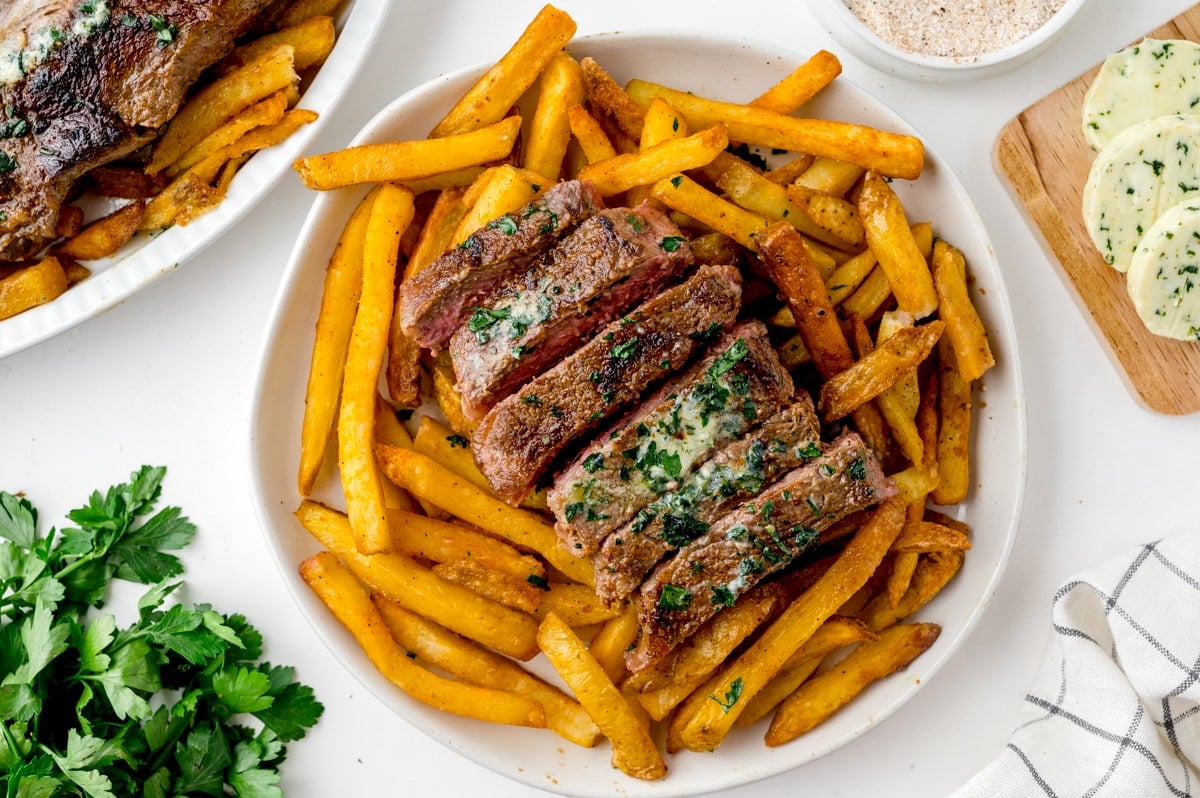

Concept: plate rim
[[248, 27, 1029, 796]]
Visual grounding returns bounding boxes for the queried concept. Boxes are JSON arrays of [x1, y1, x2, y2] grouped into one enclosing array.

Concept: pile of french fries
[[0, 0, 343, 322], [293, 3, 995, 781]]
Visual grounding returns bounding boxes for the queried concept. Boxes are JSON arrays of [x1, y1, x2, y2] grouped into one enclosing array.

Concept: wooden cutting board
[[995, 8, 1200, 415]]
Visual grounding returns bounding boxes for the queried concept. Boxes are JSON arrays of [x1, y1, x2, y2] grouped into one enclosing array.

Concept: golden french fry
[[567, 104, 619, 164], [578, 124, 728, 196], [588, 603, 640, 684], [776, 331, 812, 370], [524, 51, 585, 181], [886, 551, 920, 609], [817, 321, 944, 421], [579, 55, 646, 141], [53, 201, 145, 261], [429, 352, 474, 437], [857, 171, 938, 318], [932, 239, 995, 383], [826, 247, 878, 305], [375, 444, 594, 585], [784, 184, 865, 251], [533, 582, 622, 627], [61, 259, 91, 286], [237, 15, 336, 71], [395, 166, 488, 195], [170, 92, 290, 176], [452, 164, 543, 245], [372, 397, 421, 514], [431, 5, 576, 137], [750, 50, 843, 112], [735, 616, 876, 726], [625, 80, 924, 179], [673, 497, 906, 751], [764, 153, 817, 185], [277, 0, 341, 26], [82, 165, 167, 199], [388, 507, 545, 582], [757, 221, 855, 379], [932, 335, 973, 505], [338, 185, 414, 553], [295, 115, 522, 191], [432, 559, 542, 613], [0, 256, 69, 321], [140, 173, 221, 230], [716, 162, 854, 254], [374, 596, 600, 746], [892, 521, 973, 553], [651, 174, 766, 250], [538, 612, 668, 780], [839, 263, 892, 320], [403, 187, 469, 281], [54, 205, 84, 238], [794, 157, 866, 195], [765, 622, 940, 745], [625, 96, 688, 205], [148, 45, 298, 174], [299, 551, 546, 727], [860, 548, 964, 633], [295, 501, 540, 659]]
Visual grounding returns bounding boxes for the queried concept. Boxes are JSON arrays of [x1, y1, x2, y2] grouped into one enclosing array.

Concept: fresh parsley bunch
[[0, 466, 322, 797]]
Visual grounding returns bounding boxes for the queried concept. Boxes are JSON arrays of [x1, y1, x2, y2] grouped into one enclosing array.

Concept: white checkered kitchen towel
[[951, 533, 1200, 797]]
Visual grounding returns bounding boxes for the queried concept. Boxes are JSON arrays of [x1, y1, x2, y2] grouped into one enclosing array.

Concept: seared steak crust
[[627, 431, 894, 672], [593, 396, 822, 605], [450, 204, 693, 420], [472, 264, 743, 505], [548, 320, 793, 558], [0, 0, 275, 260], [398, 179, 605, 350]]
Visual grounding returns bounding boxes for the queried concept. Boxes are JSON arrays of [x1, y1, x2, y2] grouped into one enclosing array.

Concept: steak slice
[[472, 264, 743, 505], [548, 320, 793, 558], [398, 179, 605, 350], [627, 431, 894, 672], [593, 396, 822, 605], [450, 204, 693, 420], [0, 0, 276, 261]]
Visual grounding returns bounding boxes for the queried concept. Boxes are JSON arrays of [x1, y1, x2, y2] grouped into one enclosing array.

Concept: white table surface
[[3, 1, 1198, 795]]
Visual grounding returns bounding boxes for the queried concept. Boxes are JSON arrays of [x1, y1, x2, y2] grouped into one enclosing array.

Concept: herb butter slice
[[1126, 200, 1200, 341], [1082, 114, 1200, 273], [1082, 38, 1200, 152]]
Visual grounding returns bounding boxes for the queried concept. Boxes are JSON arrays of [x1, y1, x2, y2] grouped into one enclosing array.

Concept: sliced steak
[[472, 264, 743, 505], [0, 0, 276, 261], [627, 431, 894, 672], [450, 204, 693, 420], [398, 179, 605, 350], [548, 320, 793, 558], [593, 396, 822, 605]]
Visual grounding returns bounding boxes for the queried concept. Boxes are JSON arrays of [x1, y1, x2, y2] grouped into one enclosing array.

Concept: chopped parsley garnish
[[847, 457, 868, 481], [488, 215, 519, 235], [538, 210, 559, 235], [466, 305, 511, 342], [526, 573, 550, 590], [611, 338, 639, 360], [0, 150, 16, 174], [582, 453, 605, 473], [711, 585, 737, 607], [711, 676, 744, 712], [0, 116, 28, 139], [147, 13, 177, 48], [564, 502, 585, 522], [690, 322, 723, 343], [626, 213, 644, 233], [445, 434, 469, 449], [798, 441, 821, 459], [660, 235, 686, 252], [657, 584, 693, 611], [669, 175, 684, 188], [522, 394, 542, 406], [660, 513, 709, 547]]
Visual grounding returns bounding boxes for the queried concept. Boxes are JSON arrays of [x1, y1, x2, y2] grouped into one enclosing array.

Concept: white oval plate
[[0, 0, 393, 360], [249, 30, 1027, 797]]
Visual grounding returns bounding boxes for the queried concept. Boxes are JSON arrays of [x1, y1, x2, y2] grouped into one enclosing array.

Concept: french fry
[[294, 115, 522, 191], [533, 582, 622, 626], [375, 444, 594, 585], [860, 549, 965, 633], [278, 0, 342, 26], [839, 263, 893, 320], [538, 613, 668, 780], [873, 312, 924, 466], [388, 507, 546, 582], [764, 622, 940, 745], [625, 80, 924, 179], [750, 50, 842, 113], [776, 332, 812, 370], [567, 104, 619, 164], [892, 521, 973, 553], [783, 184, 866, 252], [61, 259, 91, 286], [431, 5, 576, 137], [372, 397, 421, 514], [857, 171, 938, 318], [579, 55, 645, 141], [524, 51, 585, 181], [395, 167, 488, 195], [578, 124, 728, 196], [237, 15, 336, 71], [756, 221, 854, 379], [53, 201, 145, 261], [625, 96, 688, 205], [826, 247, 878, 305], [169, 92, 290, 176], [764, 153, 817, 185], [0, 257, 69, 321], [139, 173, 220, 231], [403, 187, 469, 281], [588, 604, 640, 684], [817, 321, 944, 421], [148, 45, 298, 174], [374, 597, 601, 746], [432, 559, 542, 613], [672, 497, 906, 751], [295, 500, 540, 660], [932, 335, 973, 505], [81, 165, 166, 199], [452, 164, 543, 245], [54, 206, 84, 238], [717, 162, 856, 254], [932, 239, 995, 383], [299, 551, 545, 727], [430, 353, 474, 438], [651, 174, 766, 250], [338, 185, 414, 553], [735, 615, 876, 726], [794, 157, 866, 195]]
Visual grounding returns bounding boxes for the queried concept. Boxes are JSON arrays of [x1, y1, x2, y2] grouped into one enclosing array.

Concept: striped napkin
[[950, 533, 1200, 797]]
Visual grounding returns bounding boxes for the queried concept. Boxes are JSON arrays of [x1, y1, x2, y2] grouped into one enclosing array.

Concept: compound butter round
[[1082, 38, 1200, 151], [1126, 199, 1200, 341], [1083, 114, 1200, 273]]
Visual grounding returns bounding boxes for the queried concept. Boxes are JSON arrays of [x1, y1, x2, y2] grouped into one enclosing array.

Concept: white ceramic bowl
[[0, 0, 393, 359], [809, 0, 1089, 83], [249, 29, 1028, 797]]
